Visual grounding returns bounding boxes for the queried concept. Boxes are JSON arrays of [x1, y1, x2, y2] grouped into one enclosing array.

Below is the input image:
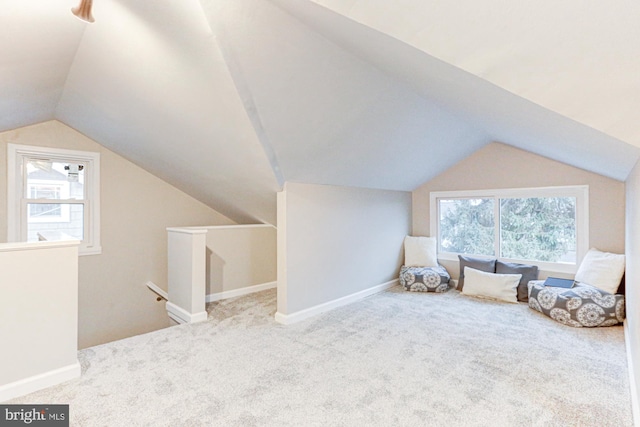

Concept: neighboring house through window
[[7, 144, 101, 255], [430, 186, 589, 273]]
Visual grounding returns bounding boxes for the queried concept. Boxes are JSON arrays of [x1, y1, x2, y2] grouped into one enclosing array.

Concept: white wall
[[165, 225, 276, 323], [413, 142, 626, 279], [277, 182, 411, 319], [625, 159, 640, 418], [205, 225, 277, 299], [0, 241, 80, 402], [0, 121, 235, 348]]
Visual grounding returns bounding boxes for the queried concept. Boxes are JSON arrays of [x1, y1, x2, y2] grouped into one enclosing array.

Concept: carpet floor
[[7, 286, 633, 426]]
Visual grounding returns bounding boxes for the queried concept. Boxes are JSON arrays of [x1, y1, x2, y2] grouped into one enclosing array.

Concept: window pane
[[26, 160, 85, 200], [27, 203, 84, 242], [500, 197, 576, 263], [29, 203, 62, 218], [30, 185, 61, 199], [439, 198, 495, 256]]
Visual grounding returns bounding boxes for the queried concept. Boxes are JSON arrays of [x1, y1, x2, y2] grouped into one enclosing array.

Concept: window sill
[[437, 253, 577, 275], [80, 246, 102, 256]]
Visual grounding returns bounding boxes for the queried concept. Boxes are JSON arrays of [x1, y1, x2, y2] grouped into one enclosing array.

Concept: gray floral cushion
[[400, 265, 451, 293], [527, 280, 625, 327]]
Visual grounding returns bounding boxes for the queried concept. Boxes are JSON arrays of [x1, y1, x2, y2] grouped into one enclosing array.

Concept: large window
[[430, 186, 588, 273], [8, 144, 101, 255]]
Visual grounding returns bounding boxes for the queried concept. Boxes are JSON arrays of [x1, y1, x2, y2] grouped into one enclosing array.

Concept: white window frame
[[430, 185, 589, 274], [7, 144, 101, 256]]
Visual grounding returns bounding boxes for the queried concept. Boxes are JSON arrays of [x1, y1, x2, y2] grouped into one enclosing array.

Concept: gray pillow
[[458, 255, 496, 291], [496, 260, 539, 302]]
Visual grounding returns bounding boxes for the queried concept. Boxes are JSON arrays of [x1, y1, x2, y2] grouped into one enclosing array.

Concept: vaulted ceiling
[[2, 0, 639, 224]]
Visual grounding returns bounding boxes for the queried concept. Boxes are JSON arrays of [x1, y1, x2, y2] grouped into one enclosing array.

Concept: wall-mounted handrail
[[146, 281, 168, 301]]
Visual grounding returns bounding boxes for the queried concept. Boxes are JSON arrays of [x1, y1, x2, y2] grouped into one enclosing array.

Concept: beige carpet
[[7, 286, 633, 426]]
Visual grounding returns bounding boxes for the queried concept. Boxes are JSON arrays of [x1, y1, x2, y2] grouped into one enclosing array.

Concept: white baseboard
[[275, 279, 398, 325], [0, 362, 81, 403], [206, 281, 276, 303], [166, 302, 207, 325], [624, 320, 640, 426]]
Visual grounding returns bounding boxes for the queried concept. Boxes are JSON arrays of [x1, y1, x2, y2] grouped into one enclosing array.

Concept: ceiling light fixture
[[71, 0, 95, 23]]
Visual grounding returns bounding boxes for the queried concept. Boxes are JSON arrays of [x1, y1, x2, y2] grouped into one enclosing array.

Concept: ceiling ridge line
[[53, 17, 91, 122], [206, 21, 286, 189]]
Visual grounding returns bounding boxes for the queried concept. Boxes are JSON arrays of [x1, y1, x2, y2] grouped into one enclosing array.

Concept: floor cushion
[[527, 280, 625, 327], [400, 265, 451, 292]]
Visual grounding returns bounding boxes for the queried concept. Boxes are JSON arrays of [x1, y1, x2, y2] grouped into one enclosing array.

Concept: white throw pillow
[[575, 248, 625, 294], [404, 236, 438, 267], [461, 267, 521, 304]]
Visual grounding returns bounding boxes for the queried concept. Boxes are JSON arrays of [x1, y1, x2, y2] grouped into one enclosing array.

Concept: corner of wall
[[276, 189, 288, 316], [625, 159, 640, 425]]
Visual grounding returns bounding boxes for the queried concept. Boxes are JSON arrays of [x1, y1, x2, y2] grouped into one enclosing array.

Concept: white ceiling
[[0, 1, 83, 131], [55, 0, 280, 224], [1, 0, 639, 223], [309, 0, 640, 147], [203, 0, 488, 191], [272, 0, 640, 180]]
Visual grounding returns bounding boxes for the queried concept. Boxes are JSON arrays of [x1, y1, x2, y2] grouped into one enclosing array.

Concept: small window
[[431, 186, 588, 273], [8, 144, 101, 255]]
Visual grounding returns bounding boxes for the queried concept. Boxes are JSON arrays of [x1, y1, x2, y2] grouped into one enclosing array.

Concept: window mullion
[[25, 199, 87, 203]]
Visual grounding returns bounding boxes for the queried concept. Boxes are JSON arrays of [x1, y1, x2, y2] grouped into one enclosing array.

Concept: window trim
[[7, 143, 101, 256], [429, 185, 589, 274]]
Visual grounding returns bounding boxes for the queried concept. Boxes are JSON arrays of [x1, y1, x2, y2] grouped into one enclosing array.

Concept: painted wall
[[413, 142, 626, 279], [164, 224, 276, 324], [0, 121, 235, 348], [625, 159, 640, 414], [204, 225, 276, 298], [0, 241, 79, 402], [277, 182, 411, 316]]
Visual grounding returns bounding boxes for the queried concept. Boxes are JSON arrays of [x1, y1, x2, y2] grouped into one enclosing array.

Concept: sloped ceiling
[[56, 0, 280, 224], [308, 0, 640, 147], [1, 0, 639, 224], [271, 0, 640, 180], [200, 0, 488, 190], [0, 1, 83, 131]]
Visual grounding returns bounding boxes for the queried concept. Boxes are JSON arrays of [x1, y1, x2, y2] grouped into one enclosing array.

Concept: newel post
[[166, 227, 208, 324]]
